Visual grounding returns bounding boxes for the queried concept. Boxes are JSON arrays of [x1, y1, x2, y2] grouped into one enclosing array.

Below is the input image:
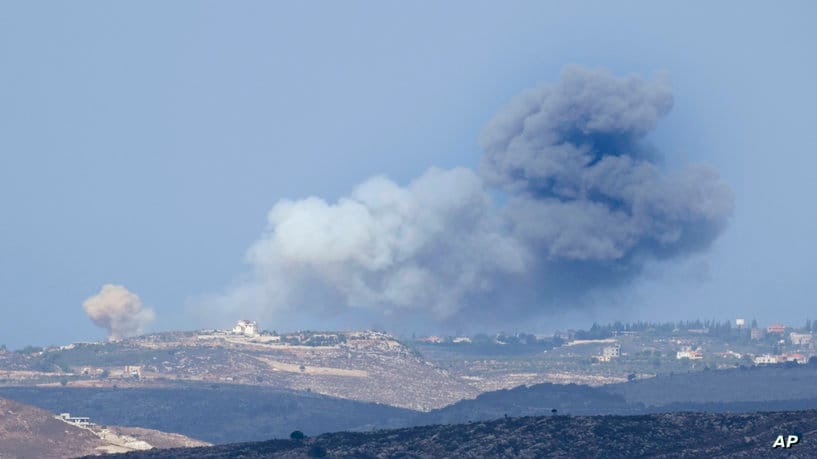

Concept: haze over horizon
[[1, 2, 816, 348]]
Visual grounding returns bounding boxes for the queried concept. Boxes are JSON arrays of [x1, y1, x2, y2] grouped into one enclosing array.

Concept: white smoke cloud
[[204, 66, 733, 329], [208, 167, 527, 324], [83, 284, 155, 339]]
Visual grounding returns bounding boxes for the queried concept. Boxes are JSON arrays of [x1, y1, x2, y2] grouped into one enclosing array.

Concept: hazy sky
[[1, 1, 815, 348]]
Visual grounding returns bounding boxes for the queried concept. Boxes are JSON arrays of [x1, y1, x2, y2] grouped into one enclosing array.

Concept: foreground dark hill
[[96, 410, 817, 458]]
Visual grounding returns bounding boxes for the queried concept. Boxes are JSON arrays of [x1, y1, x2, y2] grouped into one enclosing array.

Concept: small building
[[716, 350, 742, 359], [232, 320, 259, 337], [767, 323, 786, 334], [58, 413, 94, 427], [125, 366, 141, 379], [750, 328, 764, 340], [602, 344, 621, 358], [676, 347, 703, 360], [452, 336, 472, 344], [753, 354, 779, 365], [416, 336, 443, 344], [790, 333, 813, 346], [782, 353, 808, 364]]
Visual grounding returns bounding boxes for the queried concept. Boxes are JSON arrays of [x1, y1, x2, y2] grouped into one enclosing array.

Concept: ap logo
[[772, 434, 800, 449]]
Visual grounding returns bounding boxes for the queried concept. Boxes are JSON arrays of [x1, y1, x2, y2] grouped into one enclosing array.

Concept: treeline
[[574, 318, 817, 340], [576, 320, 734, 340]]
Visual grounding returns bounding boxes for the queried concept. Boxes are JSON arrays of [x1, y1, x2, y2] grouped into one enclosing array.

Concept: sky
[[1, 1, 815, 348]]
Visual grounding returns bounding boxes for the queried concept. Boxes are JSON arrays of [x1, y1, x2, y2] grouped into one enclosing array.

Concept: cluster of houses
[[232, 320, 259, 337]]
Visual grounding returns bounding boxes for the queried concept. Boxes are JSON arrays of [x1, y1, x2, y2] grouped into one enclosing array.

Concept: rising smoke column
[[83, 284, 155, 339], [206, 65, 733, 328]]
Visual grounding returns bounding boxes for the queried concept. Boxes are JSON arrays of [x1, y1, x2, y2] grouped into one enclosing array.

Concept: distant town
[[411, 318, 816, 368]]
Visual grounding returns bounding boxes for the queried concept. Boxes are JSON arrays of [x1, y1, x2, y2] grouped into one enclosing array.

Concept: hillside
[[0, 330, 477, 411], [0, 384, 414, 444], [0, 397, 208, 458], [601, 363, 817, 407], [422, 382, 640, 425], [93, 410, 817, 458]]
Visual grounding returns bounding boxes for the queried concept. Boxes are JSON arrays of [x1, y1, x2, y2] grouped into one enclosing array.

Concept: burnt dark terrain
[[94, 410, 817, 458]]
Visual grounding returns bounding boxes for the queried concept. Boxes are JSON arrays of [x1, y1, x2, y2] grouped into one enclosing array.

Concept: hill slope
[[0, 397, 208, 458], [0, 384, 414, 444]]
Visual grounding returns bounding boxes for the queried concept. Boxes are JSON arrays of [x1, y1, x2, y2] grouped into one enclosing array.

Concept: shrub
[[308, 445, 327, 457], [290, 430, 305, 441]]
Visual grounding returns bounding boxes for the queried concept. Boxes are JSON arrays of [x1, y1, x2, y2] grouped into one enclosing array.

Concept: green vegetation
[[17, 346, 43, 354]]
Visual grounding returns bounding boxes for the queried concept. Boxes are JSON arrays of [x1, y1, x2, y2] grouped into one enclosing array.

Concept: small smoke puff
[[83, 284, 154, 340]]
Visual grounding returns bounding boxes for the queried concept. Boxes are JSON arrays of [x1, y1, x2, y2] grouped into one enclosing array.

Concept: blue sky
[[1, 1, 815, 348]]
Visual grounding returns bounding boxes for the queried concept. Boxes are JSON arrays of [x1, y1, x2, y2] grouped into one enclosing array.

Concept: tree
[[290, 430, 305, 441], [18, 345, 42, 354]]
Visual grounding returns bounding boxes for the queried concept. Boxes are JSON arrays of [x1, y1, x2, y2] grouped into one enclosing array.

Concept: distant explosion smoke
[[205, 66, 733, 329], [480, 66, 732, 262], [83, 284, 155, 339]]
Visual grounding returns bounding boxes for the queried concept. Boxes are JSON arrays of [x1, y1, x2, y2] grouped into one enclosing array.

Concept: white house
[[790, 333, 813, 346], [602, 344, 621, 358], [58, 413, 93, 427], [676, 347, 703, 360], [232, 320, 259, 337], [753, 354, 779, 365]]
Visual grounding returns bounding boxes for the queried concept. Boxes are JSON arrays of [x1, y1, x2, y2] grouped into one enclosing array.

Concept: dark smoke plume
[[481, 66, 731, 263]]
